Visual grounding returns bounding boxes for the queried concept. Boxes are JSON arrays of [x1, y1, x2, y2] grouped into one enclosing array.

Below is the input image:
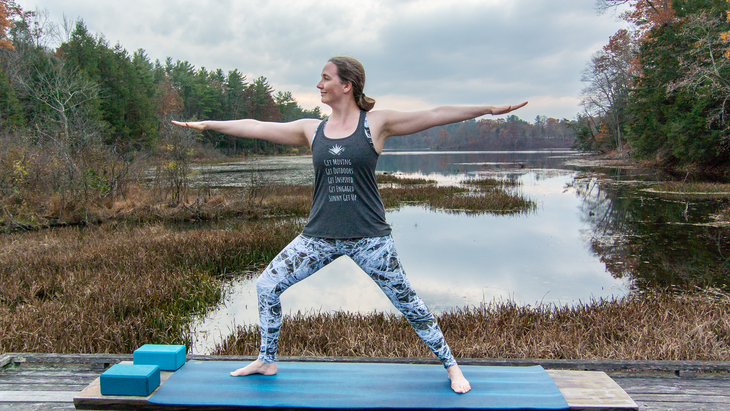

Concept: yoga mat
[[148, 361, 569, 410]]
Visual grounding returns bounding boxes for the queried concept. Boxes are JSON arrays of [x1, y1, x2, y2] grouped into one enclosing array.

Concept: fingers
[[171, 120, 205, 130], [492, 101, 528, 115]]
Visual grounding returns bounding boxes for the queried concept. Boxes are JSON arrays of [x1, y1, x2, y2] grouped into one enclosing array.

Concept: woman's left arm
[[368, 102, 528, 148]]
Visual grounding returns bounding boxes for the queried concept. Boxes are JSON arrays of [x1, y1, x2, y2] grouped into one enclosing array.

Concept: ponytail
[[357, 93, 376, 112]]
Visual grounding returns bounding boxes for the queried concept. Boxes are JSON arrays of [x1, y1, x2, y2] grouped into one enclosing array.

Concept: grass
[[214, 292, 730, 361], [648, 181, 730, 196], [379, 175, 535, 215], [376, 173, 437, 186], [461, 177, 521, 189], [0, 219, 301, 353]]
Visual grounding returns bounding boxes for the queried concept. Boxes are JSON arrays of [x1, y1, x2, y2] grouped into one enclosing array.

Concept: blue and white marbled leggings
[[255, 234, 457, 368]]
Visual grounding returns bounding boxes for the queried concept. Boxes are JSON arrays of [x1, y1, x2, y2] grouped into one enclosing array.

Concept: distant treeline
[[385, 115, 575, 151]]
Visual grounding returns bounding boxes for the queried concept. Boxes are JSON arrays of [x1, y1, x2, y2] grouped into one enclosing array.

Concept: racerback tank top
[[302, 110, 391, 239]]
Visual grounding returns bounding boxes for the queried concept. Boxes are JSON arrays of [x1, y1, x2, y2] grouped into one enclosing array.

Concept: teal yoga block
[[133, 344, 186, 371], [100, 364, 160, 396]]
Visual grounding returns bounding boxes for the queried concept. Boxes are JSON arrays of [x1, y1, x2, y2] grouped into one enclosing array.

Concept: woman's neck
[[324, 100, 361, 138], [327, 100, 360, 124]]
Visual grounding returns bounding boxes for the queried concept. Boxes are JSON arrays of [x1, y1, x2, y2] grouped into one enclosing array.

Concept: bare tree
[[580, 29, 636, 152], [20, 57, 98, 142]]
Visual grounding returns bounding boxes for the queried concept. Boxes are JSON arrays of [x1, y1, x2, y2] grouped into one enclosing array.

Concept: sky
[[16, 0, 629, 122]]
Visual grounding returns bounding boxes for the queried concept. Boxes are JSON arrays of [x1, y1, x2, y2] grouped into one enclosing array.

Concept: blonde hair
[[328, 56, 376, 111]]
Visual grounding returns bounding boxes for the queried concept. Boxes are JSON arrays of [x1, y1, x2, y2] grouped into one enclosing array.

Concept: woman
[[173, 56, 527, 394]]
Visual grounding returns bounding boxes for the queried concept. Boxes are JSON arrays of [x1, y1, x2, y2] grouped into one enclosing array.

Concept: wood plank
[[630, 402, 728, 411], [8, 352, 730, 373], [616, 380, 730, 396], [0, 391, 78, 403], [0, 383, 88, 392], [629, 393, 730, 404], [0, 375, 100, 385], [0, 403, 77, 410], [0, 355, 11, 368], [548, 370, 638, 410]]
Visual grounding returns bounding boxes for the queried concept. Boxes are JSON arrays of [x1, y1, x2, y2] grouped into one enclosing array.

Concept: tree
[[275, 90, 323, 122], [0, 0, 19, 50], [19, 56, 98, 143], [580, 29, 636, 152], [625, 0, 730, 168], [669, 9, 730, 125], [597, 0, 677, 40], [0, 65, 22, 126]]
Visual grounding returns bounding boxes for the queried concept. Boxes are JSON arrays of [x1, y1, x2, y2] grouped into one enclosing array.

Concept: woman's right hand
[[171, 120, 207, 131]]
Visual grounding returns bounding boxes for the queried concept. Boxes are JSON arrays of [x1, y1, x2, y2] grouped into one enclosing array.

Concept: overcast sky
[[17, 0, 628, 122]]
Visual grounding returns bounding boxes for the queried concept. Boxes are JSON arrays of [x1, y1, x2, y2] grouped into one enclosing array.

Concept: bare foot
[[447, 364, 471, 394], [230, 359, 277, 376]]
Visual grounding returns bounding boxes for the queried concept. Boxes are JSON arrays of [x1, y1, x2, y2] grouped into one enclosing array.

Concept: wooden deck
[[1, 353, 729, 410]]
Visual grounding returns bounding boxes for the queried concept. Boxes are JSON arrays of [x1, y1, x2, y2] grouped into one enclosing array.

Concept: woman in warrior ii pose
[[173, 56, 527, 394]]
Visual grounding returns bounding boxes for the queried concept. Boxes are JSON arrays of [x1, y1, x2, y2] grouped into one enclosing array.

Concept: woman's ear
[[342, 81, 353, 95]]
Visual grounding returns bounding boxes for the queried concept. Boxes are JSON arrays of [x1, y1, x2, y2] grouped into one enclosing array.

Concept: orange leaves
[[619, 0, 676, 40], [0, 0, 16, 50]]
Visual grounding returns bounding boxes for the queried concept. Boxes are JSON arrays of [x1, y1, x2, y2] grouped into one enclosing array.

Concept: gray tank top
[[302, 111, 391, 239]]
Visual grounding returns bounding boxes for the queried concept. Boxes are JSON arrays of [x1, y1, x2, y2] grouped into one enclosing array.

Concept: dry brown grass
[[647, 181, 730, 198], [0, 219, 301, 353], [461, 177, 520, 189], [376, 174, 437, 186], [380, 182, 535, 215], [653, 181, 730, 194], [215, 293, 730, 361]]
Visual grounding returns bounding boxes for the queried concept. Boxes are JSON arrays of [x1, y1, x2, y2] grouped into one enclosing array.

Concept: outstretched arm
[[370, 102, 528, 140], [172, 118, 320, 147]]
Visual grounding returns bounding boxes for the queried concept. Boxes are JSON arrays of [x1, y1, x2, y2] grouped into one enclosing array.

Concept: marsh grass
[[215, 292, 730, 361], [647, 181, 730, 197], [379, 175, 535, 214], [0, 219, 301, 353], [376, 174, 437, 186], [461, 177, 520, 189]]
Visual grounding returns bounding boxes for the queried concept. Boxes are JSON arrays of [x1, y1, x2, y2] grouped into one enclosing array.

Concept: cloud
[[17, 0, 627, 120]]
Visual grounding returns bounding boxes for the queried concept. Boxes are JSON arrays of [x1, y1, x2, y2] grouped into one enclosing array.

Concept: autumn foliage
[[0, 0, 18, 50]]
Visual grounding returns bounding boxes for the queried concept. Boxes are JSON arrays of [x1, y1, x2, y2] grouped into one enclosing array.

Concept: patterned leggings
[[255, 234, 457, 368]]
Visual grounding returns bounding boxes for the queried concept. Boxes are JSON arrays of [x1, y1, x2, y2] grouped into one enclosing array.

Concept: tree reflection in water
[[570, 173, 730, 292]]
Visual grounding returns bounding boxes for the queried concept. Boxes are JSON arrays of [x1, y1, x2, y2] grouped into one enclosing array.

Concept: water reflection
[[571, 176, 730, 291]]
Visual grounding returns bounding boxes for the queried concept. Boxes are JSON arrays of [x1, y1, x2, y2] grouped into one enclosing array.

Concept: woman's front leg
[[235, 235, 334, 373]]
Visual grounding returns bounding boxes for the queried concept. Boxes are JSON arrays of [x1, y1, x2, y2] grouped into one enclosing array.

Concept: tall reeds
[[379, 175, 535, 214], [215, 293, 730, 361], [0, 220, 301, 353]]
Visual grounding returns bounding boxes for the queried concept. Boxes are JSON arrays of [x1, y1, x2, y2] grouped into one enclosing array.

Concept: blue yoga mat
[[149, 361, 569, 410]]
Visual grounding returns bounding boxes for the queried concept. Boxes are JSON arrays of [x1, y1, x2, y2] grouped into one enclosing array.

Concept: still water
[[188, 150, 730, 353]]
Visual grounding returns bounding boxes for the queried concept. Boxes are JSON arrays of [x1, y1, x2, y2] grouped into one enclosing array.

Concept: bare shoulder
[[291, 118, 322, 134], [366, 109, 434, 139], [365, 109, 399, 125]]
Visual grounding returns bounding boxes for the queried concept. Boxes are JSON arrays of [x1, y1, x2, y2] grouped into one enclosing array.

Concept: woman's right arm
[[172, 118, 321, 147]]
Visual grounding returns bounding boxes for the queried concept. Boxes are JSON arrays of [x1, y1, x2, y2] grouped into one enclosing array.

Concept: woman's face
[[317, 62, 349, 105]]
